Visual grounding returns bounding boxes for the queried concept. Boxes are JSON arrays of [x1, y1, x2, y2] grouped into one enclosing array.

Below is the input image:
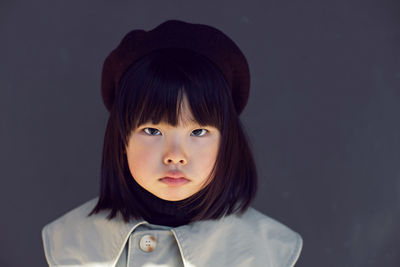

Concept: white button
[[139, 234, 157, 252]]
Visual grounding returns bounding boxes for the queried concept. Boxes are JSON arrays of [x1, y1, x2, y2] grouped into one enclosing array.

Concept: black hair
[[89, 47, 258, 223]]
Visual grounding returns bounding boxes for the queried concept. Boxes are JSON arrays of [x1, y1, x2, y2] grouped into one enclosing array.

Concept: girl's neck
[[130, 177, 200, 227]]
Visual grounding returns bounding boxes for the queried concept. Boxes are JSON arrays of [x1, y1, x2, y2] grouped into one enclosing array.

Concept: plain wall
[[1, 0, 399, 266]]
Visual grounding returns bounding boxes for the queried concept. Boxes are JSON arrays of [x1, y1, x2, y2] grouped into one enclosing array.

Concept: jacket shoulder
[[41, 198, 99, 266], [41, 197, 139, 267], [173, 206, 303, 267], [241, 207, 303, 266]]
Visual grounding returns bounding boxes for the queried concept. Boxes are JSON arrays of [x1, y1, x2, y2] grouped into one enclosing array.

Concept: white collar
[[42, 197, 302, 267]]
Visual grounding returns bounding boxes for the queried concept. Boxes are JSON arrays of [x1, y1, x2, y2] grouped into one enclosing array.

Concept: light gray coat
[[42, 197, 303, 267]]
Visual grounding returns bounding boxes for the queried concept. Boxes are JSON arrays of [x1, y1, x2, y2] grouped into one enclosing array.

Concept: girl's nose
[[164, 157, 187, 165], [163, 142, 187, 165]]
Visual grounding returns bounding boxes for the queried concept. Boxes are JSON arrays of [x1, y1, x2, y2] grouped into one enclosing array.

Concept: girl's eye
[[191, 129, 208, 137], [143, 128, 208, 137], [143, 128, 161, 136]]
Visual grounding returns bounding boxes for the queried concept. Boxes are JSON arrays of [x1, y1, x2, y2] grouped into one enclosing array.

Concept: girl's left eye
[[191, 129, 208, 137], [142, 128, 208, 137]]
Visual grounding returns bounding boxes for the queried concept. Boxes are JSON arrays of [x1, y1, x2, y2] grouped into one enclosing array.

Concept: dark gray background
[[1, 0, 399, 266]]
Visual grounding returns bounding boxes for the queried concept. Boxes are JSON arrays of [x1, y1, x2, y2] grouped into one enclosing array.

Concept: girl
[[42, 19, 303, 267]]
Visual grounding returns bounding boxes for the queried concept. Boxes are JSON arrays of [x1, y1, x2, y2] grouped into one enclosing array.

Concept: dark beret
[[101, 19, 250, 115]]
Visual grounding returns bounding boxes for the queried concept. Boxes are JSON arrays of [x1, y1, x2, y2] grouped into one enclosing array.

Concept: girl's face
[[125, 94, 221, 201]]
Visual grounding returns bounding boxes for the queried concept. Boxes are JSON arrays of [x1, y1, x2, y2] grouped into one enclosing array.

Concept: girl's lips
[[164, 170, 186, 178], [159, 177, 190, 186]]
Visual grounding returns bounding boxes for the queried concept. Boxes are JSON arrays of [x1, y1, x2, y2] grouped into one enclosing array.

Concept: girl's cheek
[[131, 140, 159, 157], [127, 135, 157, 156], [130, 133, 163, 149], [192, 138, 219, 158]]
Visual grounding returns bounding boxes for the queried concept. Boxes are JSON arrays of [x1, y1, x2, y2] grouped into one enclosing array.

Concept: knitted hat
[[101, 19, 250, 115]]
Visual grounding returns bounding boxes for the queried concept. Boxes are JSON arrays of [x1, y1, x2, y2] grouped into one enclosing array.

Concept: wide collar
[[42, 197, 302, 267]]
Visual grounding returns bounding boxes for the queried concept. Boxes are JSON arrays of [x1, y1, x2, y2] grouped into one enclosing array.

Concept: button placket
[[127, 227, 185, 267]]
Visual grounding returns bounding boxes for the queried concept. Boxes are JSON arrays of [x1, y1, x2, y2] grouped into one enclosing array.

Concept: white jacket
[[42, 197, 303, 267]]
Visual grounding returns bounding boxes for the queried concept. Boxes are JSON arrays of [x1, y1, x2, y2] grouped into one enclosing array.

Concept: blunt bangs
[[89, 47, 258, 223], [115, 47, 228, 147]]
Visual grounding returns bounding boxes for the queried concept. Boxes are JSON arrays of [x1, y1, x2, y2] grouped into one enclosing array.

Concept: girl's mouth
[[159, 177, 190, 186]]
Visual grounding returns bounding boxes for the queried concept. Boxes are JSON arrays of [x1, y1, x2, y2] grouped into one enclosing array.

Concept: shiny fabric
[[42, 197, 303, 267]]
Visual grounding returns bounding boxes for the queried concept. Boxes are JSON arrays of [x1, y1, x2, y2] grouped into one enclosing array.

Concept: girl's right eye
[[143, 128, 161, 136]]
